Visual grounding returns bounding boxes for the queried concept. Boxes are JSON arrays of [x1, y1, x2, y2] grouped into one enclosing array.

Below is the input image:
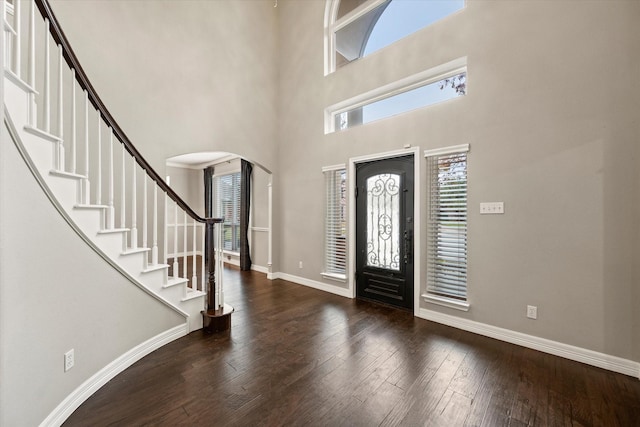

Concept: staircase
[[3, 0, 225, 332]]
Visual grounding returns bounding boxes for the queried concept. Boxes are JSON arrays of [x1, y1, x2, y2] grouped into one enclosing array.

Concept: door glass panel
[[366, 173, 400, 271]]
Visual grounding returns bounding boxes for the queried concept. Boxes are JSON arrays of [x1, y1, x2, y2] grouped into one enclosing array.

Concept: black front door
[[355, 155, 414, 310]]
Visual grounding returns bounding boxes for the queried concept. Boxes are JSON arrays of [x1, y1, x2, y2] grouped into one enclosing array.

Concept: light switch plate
[[480, 202, 504, 214]]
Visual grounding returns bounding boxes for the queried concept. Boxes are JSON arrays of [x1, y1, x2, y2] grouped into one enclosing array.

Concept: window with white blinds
[[425, 145, 468, 302], [215, 172, 241, 252], [323, 166, 347, 279]]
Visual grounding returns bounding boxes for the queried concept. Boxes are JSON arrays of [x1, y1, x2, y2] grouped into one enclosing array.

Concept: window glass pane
[[335, 1, 390, 67], [427, 151, 467, 299], [364, 0, 465, 55], [337, 72, 465, 131], [324, 169, 347, 276], [366, 173, 401, 271], [215, 172, 241, 252], [334, 0, 464, 69]]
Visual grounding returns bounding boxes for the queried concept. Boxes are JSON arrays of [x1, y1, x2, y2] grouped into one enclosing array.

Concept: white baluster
[[13, 0, 20, 77], [43, 18, 50, 133], [183, 210, 187, 291], [96, 112, 102, 205], [173, 201, 178, 278], [152, 184, 158, 265], [192, 218, 197, 291], [120, 144, 125, 229], [216, 222, 223, 308], [71, 69, 76, 174], [142, 174, 148, 258], [130, 159, 137, 249], [83, 90, 90, 204], [162, 188, 168, 267], [56, 44, 64, 171], [107, 129, 115, 229], [201, 223, 205, 294], [27, 0, 36, 126]]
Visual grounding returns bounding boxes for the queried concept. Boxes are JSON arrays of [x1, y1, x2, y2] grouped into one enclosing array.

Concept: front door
[[355, 155, 414, 310]]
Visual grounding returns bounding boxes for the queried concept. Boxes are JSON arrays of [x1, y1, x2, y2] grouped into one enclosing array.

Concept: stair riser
[[94, 232, 127, 258], [180, 297, 206, 332], [44, 176, 80, 209], [71, 209, 105, 239]]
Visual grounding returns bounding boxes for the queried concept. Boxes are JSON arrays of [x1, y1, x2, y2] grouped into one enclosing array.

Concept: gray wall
[[276, 0, 640, 362], [167, 165, 204, 217], [46, 0, 640, 364], [0, 124, 185, 426], [49, 0, 279, 173]]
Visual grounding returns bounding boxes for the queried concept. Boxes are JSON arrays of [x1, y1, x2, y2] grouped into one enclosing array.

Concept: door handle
[[404, 230, 412, 263]]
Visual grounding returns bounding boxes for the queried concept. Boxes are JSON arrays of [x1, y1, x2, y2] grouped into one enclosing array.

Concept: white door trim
[[348, 147, 421, 315]]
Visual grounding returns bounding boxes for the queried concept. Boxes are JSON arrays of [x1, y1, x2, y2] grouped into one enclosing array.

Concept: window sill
[[321, 272, 347, 283], [423, 294, 470, 312], [222, 250, 239, 257]]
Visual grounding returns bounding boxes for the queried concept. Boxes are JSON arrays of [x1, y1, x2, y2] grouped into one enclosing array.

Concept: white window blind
[[215, 172, 241, 252], [323, 167, 347, 278], [426, 146, 468, 300]]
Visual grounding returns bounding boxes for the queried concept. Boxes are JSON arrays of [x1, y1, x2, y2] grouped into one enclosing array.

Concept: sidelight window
[[323, 166, 347, 280], [424, 144, 469, 310]]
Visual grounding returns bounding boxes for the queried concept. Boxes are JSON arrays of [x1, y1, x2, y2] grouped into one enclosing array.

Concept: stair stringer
[[4, 75, 205, 332]]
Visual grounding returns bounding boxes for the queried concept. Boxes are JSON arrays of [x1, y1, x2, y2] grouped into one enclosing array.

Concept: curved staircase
[[3, 0, 225, 332]]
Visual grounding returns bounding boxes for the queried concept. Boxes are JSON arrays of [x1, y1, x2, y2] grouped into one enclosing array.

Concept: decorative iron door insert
[[356, 155, 414, 310]]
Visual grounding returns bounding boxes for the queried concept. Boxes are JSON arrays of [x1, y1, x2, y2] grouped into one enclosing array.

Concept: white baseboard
[[251, 264, 269, 274], [271, 272, 353, 299], [40, 323, 189, 427], [222, 258, 268, 275], [417, 308, 640, 379]]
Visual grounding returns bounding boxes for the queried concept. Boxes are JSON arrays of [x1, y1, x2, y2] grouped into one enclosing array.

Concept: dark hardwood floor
[[63, 268, 640, 426]]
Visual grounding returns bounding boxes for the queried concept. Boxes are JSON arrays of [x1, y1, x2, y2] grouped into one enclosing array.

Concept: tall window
[[215, 172, 241, 252], [425, 144, 469, 310], [325, 58, 466, 133], [326, 0, 465, 74], [323, 166, 347, 279]]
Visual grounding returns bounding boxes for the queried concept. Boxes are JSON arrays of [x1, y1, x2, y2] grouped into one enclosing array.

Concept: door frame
[[348, 147, 421, 315]]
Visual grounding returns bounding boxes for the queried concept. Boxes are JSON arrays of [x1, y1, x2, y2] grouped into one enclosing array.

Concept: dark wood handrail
[[34, 0, 218, 224]]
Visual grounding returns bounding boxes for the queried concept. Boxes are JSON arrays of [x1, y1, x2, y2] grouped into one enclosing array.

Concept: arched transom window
[[324, 0, 465, 74]]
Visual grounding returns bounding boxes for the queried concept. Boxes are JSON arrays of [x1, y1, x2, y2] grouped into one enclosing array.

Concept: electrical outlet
[[527, 305, 537, 319], [299, 261, 303, 269], [64, 349, 74, 372]]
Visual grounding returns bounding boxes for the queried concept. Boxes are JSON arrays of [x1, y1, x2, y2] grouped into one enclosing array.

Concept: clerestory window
[[325, 57, 466, 133], [325, 0, 465, 74]]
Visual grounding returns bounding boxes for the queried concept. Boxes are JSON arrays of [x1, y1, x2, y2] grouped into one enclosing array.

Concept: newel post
[[201, 218, 233, 333]]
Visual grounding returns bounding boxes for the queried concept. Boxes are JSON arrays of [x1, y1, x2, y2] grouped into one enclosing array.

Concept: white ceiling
[[165, 152, 236, 169]]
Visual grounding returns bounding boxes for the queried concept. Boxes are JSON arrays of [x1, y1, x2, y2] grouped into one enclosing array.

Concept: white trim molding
[[272, 272, 353, 299], [423, 294, 469, 312], [40, 324, 189, 427], [348, 146, 421, 306], [417, 308, 640, 379]]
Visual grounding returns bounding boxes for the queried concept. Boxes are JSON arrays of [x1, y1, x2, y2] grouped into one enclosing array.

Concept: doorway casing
[[348, 147, 421, 315]]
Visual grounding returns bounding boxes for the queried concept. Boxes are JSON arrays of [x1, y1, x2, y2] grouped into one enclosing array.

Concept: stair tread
[[142, 263, 170, 274], [164, 277, 189, 288], [182, 290, 206, 302], [75, 204, 109, 210], [121, 247, 150, 255], [50, 170, 86, 180], [97, 228, 129, 234], [24, 125, 62, 142]]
